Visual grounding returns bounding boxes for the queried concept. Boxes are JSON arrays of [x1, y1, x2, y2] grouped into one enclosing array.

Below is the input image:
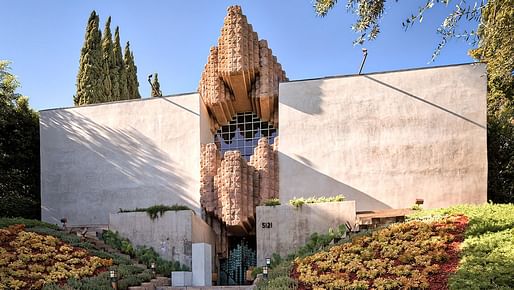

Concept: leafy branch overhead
[[313, 0, 486, 61]]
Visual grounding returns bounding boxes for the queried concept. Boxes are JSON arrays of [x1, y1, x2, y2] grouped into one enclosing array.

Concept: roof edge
[[283, 62, 484, 84], [39, 91, 198, 112]]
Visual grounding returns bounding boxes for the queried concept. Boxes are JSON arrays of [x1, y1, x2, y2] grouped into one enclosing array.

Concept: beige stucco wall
[[278, 63, 487, 211], [40, 94, 202, 226]]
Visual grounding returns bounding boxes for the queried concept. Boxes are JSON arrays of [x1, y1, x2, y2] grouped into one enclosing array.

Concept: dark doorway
[[219, 234, 257, 285]]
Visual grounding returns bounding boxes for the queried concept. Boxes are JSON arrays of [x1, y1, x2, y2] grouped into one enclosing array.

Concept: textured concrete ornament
[[200, 138, 279, 233], [198, 5, 287, 131], [198, 6, 285, 234]]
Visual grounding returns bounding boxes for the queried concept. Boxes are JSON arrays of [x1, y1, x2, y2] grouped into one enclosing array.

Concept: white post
[[192, 243, 212, 286]]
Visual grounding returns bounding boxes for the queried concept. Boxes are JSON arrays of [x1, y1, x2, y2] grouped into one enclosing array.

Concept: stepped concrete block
[[141, 282, 156, 290], [171, 271, 192, 287]]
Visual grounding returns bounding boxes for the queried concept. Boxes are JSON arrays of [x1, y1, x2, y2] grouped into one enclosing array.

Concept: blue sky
[[0, 1, 479, 110]]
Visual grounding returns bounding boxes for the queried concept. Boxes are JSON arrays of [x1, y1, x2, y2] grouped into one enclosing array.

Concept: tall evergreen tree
[[75, 11, 104, 106], [113, 26, 129, 100], [101, 16, 114, 102], [124, 41, 141, 99]]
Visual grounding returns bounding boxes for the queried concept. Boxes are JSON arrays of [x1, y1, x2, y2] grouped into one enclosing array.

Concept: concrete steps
[[356, 208, 413, 230], [128, 276, 171, 290]]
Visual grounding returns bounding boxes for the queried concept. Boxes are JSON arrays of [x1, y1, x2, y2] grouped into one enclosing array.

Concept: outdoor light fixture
[[265, 258, 271, 267], [60, 218, 67, 229], [263, 266, 268, 279], [110, 269, 118, 290], [358, 48, 368, 75], [151, 262, 156, 277]]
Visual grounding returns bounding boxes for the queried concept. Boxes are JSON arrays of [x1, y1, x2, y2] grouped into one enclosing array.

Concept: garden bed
[[0, 224, 112, 289], [292, 215, 467, 290]]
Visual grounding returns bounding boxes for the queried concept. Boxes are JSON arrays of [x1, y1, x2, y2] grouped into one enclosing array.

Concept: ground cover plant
[[0, 218, 154, 290], [409, 203, 514, 289], [0, 224, 112, 289], [293, 215, 467, 289], [259, 203, 514, 290]]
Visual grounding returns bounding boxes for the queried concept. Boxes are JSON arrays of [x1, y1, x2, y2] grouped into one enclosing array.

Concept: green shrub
[[408, 203, 514, 237], [101, 230, 187, 275], [251, 266, 263, 279], [43, 266, 153, 290], [288, 195, 345, 208], [0, 217, 59, 229], [409, 203, 514, 289], [118, 204, 191, 220], [262, 198, 281, 206], [28, 226, 96, 249], [259, 276, 297, 290], [257, 261, 297, 290], [449, 228, 514, 289]]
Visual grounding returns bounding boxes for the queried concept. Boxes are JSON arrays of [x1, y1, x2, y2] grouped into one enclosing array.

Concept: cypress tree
[[124, 42, 141, 99], [113, 26, 129, 100], [151, 73, 162, 97], [75, 11, 104, 105], [101, 16, 114, 102]]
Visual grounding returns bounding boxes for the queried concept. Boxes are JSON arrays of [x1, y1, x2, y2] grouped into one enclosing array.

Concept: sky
[[0, 1, 480, 111]]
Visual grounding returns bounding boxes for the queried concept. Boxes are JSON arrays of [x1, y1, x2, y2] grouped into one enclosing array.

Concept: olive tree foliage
[[314, 0, 486, 61], [470, 0, 514, 203], [0, 61, 40, 218]]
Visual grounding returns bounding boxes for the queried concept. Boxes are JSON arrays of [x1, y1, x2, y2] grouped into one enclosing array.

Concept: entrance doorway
[[219, 235, 257, 285]]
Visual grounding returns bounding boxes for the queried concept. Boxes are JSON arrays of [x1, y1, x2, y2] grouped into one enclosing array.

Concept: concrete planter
[[109, 210, 216, 268], [256, 200, 356, 265]]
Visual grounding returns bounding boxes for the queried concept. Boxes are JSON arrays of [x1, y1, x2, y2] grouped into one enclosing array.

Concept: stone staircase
[[126, 277, 255, 290], [126, 276, 171, 290], [75, 228, 256, 290]]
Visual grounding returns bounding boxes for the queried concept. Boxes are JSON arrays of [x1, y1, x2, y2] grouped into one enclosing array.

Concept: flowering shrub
[[293, 215, 467, 289], [0, 224, 112, 290]]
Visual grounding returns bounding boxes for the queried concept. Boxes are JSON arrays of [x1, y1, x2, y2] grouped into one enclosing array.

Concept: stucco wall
[[278, 63, 487, 211], [109, 210, 216, 268], [256, 201, 356, 265], [40, 94, 202, 225]]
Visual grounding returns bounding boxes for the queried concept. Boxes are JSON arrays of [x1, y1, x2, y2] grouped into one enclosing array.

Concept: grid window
[[215, 112, 277, 160]]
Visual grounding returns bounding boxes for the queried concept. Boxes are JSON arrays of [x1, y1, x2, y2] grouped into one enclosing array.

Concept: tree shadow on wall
[[40, 109, 197, 225], [279, 81, 324, 115], [278, 152, 390, 211]]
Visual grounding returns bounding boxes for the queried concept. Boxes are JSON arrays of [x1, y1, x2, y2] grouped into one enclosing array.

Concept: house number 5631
[[262, 222, 272, 228]]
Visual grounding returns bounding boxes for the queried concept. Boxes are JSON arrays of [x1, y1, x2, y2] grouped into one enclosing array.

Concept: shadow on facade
[[363, 75, 486, 129], [278, 152, 390, 211], [279, 81, 324, 115], [40, 109, 197, 225]]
